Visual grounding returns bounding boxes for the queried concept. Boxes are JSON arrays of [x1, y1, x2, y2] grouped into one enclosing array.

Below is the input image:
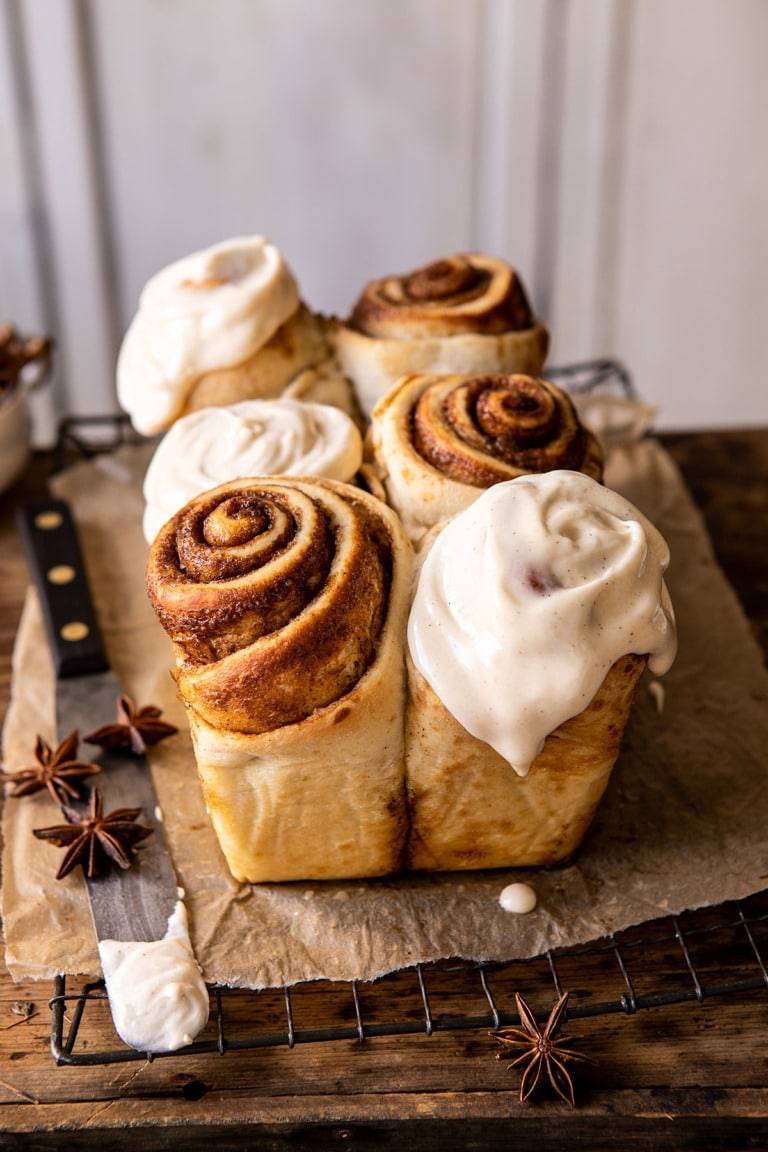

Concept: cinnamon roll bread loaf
[[147, 477, 412, 882], [370, 372, 603, 541], [406, 471, 676, 871], [118, 236, 355, 435], [333, 253, 549, 417]]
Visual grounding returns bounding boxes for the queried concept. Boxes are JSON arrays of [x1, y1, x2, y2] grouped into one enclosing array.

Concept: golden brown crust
[[181, 305, 353, 417], [332, 254, 550, 420], [406, 653, 647, 871], [409, 373, 603, 486], [369, 372, 603, 542], [349, 253, 536, 339], [147, 477, 396, 735], [356, 461, 388, 503]]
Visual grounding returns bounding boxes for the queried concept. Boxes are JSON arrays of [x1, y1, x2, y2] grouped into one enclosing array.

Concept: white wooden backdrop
[[2, 0, 767, 442]]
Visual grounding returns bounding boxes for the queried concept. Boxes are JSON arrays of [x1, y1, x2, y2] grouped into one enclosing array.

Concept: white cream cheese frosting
[[142, 398, 363, 542], [408, 470, 676, 776], [117, 236, 300, 435], [98, 900, 209, 1053]]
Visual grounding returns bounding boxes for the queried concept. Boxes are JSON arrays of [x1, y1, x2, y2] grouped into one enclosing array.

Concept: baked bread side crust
[[406, 652, 647, 871], [334, 321, 549, 420], [182, 305, 355, 416]]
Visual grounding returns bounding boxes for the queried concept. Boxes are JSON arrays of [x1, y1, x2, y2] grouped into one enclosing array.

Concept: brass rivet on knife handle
[[17, 499, 108, 678], [60, 621, 89, 642], [47, 565, 76, 586], [34, 510, 63, 530]]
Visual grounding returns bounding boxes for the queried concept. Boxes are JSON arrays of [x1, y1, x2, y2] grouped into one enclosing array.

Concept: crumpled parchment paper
[[2, 431, 767, 986]]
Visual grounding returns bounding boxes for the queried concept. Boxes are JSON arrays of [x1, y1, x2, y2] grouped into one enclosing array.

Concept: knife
[[16, 498, 178, 944]]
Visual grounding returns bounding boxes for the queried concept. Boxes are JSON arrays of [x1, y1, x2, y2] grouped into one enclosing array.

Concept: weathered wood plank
[[0, 1092, 767, 1152], [2, 977, 768, 1105]]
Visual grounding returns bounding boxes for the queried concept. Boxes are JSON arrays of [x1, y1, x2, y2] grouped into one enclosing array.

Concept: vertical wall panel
[[1, 0, 766, 430], [615, 0, 768, 427], [473, 0, 549, 299], [0, 6, 40, 331], [548, 0, 619, 362], [0, 1, 58, 442], [19, 0, 118, 417], [89, 0, 481, 325]]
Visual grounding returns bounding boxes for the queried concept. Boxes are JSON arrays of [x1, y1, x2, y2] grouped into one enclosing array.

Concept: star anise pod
[[33, 788, 153, 880], [491, 992, 595, 1106], [0, 731, 101, 804], [84, 695, 178, 756], [0, 323, 52, 394]]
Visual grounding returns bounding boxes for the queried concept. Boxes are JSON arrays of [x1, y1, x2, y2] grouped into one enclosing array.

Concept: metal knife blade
[[56, 669, 177, 941], [17, 498, 179, 944]]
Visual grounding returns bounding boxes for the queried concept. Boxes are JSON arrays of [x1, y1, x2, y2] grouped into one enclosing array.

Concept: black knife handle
[[16, 499, 108, 678]]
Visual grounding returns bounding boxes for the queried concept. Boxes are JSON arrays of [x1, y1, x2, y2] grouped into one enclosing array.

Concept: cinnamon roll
[[406, 471, 676, 871], [147, 477, 412, 882], [333, 253, 549, 417], [118, 236, 354, 435], [370, 372, 603, 541]]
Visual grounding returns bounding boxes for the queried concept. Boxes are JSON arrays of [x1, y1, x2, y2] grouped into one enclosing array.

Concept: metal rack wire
[[50, 893, 768, 1065], [547, 357, 636, 398], [44, 361, 768, 1065]]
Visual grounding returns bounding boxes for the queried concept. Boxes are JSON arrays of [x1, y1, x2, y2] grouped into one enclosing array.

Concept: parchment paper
[[2, 438, 767, 986]]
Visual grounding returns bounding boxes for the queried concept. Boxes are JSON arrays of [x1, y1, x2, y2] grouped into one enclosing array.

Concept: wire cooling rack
[[50, 892, 768, 1065], [47, 355, 636, 475], [44, 361, 767, 1066]]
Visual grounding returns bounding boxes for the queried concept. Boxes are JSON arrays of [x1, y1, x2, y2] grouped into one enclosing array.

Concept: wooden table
[[0, 431, 766, 1150]]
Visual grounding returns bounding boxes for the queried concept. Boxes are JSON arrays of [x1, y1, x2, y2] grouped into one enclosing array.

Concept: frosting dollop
[[142, 399, 363, 542], [117, 236, 299, 435], [98, 901, 209, 1053], [408, 471, 676, 775]]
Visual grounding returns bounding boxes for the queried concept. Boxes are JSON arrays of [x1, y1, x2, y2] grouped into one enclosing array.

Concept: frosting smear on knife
[[408, 470, 676, 776], [98, 900, 208, 1052]]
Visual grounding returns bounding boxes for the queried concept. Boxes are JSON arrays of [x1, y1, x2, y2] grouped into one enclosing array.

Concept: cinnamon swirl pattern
[[370, 372, 603, 541], [147, 477, 412, 882], [333, 253, 549, 416], [350, 253, 536, 339]]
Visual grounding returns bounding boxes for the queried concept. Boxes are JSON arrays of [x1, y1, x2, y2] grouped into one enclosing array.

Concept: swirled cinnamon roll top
[[147, 477, 405, 734], [349, 253, 537, 340], [382, 372, 603, 487]]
